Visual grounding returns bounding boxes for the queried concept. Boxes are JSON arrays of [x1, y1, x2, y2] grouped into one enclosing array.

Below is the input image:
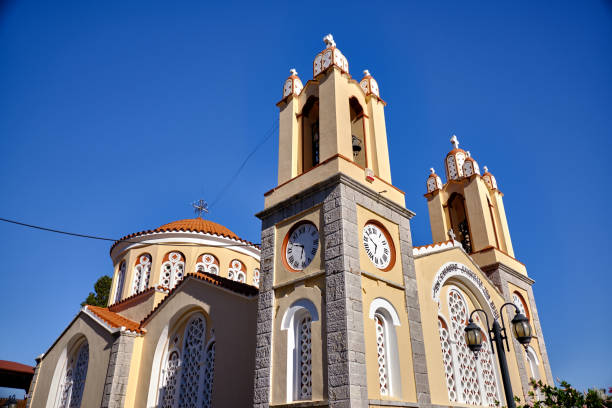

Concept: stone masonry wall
[[100, 331, 136, 408]]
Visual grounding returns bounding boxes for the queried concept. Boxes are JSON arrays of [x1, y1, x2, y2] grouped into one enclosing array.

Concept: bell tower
[[254, 35, 430, 408]]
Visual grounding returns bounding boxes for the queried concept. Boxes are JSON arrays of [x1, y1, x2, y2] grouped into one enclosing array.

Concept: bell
[[352, 135, 362, 157]]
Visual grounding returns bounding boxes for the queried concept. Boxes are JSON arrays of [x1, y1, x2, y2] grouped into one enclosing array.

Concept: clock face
[[362, 223, 393, 270], [285, 222, 319, 271]]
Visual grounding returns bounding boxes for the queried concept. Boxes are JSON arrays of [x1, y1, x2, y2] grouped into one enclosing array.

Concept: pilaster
[[100, 331, 137, 408]]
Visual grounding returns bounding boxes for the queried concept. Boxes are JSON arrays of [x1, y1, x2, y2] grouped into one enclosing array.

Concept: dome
[[426, 168, 443, 193], [282, 68, 303, 99], [111, 218, 257, 253], [313, 34, 349, 78], [359, 70, 380, 98], [462, 151, 481, 177], [445, 135, 468, 181], [482, 166, 498, 190]]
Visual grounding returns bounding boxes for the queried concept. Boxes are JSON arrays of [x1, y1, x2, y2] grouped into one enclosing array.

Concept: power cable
[[0, 217, 260, 248]]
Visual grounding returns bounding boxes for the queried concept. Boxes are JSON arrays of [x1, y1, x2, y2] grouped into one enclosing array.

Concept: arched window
[[300, 97, 320, 174], [157, 313, 215, 408], [253, 268, 260, 288], [281, 299, 319, 402], [114, 261, 126, 303], [368, 298, 402, 398], [448, 193, 472, 253], [227, 259, 246, 283], [160, 252, 185, 289], [525, 346, 540, 381], [132, 254, 152, 295], [56, 340, 89, 408], [196, 254, 219, 275], [438, 286, 500, 406], [349, 97, 366, 168]]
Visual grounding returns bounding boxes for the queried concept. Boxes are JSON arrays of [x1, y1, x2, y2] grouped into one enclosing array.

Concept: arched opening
[[132, 253, 152, 295], [160, 251, 185, 289], [196, 253, 220, 275], [49, 337, 89, 408], [114, 261, 126, 304], [227, 259, 246, 283], [368, 298, 402, 398], [349, 97, 366, 168], [300, 97, 320, 174], [281, 299, 319, 403], [448, 193, 472, 253]]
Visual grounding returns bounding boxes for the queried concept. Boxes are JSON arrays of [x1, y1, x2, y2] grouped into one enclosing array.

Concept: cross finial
[[430, 167, 435, 175], [466, 151, 471, 158], [290, 68, 298, 76], [483, 166, 489, 173], [323, 34, 336, 48], [448, 229, 457, 241], [192, 199, 209, 218], [363, 69, 370, 77], [450, 135, 459, 149]]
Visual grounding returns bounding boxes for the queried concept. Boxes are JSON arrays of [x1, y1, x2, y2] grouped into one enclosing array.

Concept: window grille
[[253, 268, 260, 288], [160, 351, 180, 408], [178, 316, 206, 407], [161, 252, 185, 289], [375, 314, 389, 396], [132, 254, 152, 294], [202, 342, 216, 408], [58, 342, 88, 408], [196, 254, 219, 275], [297, 315, 312, 400], [438, 317, 457, 402], [227, 259, 246, 283]]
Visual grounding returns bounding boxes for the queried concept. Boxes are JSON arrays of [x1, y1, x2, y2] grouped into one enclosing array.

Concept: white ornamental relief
[[227, 259, 246, 283], [161, 252, 185, 289], [322, 50, 332, 70], [114, 261, 126, 303], [464, 161, 474, 177], [447, 156, 458, 180], [196, 254, 219, 275], [375, 314, 389, 396], [438, 318, 457, 402], [360, 80, 369, 94], [513, 293, 527, 317], [313, 54, 323, 76], [178, 316, 206, 407], [132, 254, 152, 295], [160, 350, 180, 408], [283, 79, 293, 98], [298, 315, 312, 400], [202, 342, 216, 408], [253, 268, 260, 288], [370, 78, 379, 96]]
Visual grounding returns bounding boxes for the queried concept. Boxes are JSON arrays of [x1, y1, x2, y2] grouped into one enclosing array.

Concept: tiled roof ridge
[[86, 305, 144, 334], [139, 271, 259, 329], [108, 287, 156, 311], [109, 220, 259, 253]]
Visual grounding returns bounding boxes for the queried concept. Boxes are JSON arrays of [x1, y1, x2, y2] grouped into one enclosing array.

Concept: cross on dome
[[363, 70, 371, 76], [323, 34, 336, 48], [450, 135, 459, 150], [430, 168, 435, 174], [290, 68, 298, 76], [192, 199, 209, 218], [483, 166, 489, 173]]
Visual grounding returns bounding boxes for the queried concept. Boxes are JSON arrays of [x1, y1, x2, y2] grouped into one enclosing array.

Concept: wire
[[0, 217, 260, 248], [209, 120, 278, 208]]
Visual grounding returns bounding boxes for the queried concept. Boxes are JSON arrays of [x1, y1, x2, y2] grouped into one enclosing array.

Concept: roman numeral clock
[[283, 221, 320, 271], [362, 221, 396, 271]]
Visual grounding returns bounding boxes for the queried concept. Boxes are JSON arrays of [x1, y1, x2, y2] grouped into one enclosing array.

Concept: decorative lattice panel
[[132, 254, 152, 294], [68, 343, 89, 408], [178, 316, 206, 407], [438, 318, 457, 402], [196, 254, 219, 275], [161, 351, 180, 408], [227, 260, 246, 283], [202, 342, 216, 408], [448, 289, 482, 406], [375, 315, 389, 396], [253, 268, 260, 288], [114, 261, 126, 303], [478, 340, 500, 406], [58, 366, 73, 408], [161, 252, 185, 289], [298, 315, 312, 400]]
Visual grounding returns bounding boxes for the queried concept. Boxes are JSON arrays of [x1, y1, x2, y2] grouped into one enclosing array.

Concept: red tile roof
[[86, 305, 144, 334], [110, 218, 258, 252], [0, 360, 34, 375]]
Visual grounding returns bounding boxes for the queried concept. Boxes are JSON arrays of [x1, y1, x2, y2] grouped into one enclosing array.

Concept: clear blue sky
[[1, 0, 610, 398]]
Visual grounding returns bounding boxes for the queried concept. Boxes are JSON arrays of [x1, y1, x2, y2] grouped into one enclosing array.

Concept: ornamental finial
[[467, 151, 471, 157], [483, 166, 489, 173], [290, 68, 298, 76], [192, 199, 209, 218], [430, 167, 435, 174], [363, 69, 370, 77], [450, 135, 459, 149], [323, 34, 336, 48]]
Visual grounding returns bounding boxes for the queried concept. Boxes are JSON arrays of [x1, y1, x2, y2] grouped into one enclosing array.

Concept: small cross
[[192, 199, 209, 218], [448, 229, 456, 241], [323, 34, 336, 48], [450, 134, 459, 150], [290, 68, 298, 76]]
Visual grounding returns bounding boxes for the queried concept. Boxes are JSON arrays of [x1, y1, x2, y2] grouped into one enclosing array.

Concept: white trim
[[413, 240, 462, 256], [368, 298, 401, 326], [45, 347, 68, 408], [81, 307, 119, 334], [146, 324, 169, 408], [111, 232, 260, 263], [280, 299, 319, 330]]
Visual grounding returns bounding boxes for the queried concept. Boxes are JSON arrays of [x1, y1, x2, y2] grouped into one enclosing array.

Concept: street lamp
[[464, 303, 533, 408]]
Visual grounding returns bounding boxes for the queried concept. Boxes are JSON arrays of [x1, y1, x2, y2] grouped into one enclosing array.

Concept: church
[[26, 35, 553, 408]]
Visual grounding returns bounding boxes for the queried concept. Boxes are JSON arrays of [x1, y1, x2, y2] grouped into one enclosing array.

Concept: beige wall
[[29, 314, 115, 408], [127, 277, 257, 407]]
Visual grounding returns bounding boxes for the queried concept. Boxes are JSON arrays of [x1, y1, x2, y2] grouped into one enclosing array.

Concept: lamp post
[[464, 303, 533, 408]]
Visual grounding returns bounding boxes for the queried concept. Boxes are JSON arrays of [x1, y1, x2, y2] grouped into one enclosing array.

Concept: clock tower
[[253, 35, 431, 408]]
